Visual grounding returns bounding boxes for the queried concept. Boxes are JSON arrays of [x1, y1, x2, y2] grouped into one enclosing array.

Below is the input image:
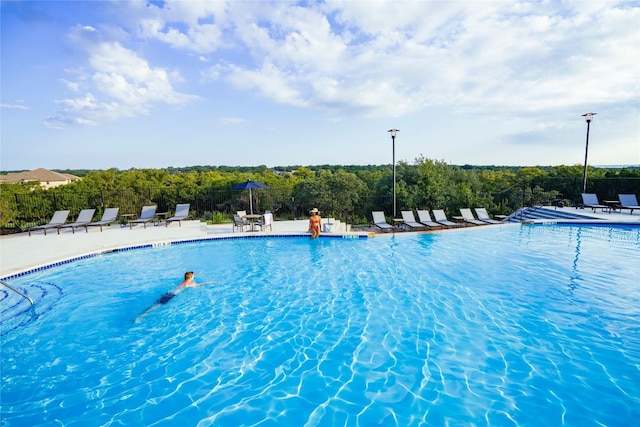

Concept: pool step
[[504, 206, 598, 223]]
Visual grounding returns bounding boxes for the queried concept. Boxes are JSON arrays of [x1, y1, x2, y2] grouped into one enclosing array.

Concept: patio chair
[[432, 209, 461, 228], [618, 194, 640, 214], [85, 208, 120, 232], [372, 211, 394, 231], [581, 193, 607, 212], [233, 214, 249, 232], [57, 209, 96, 234], [256, 212, 273, 231], [165, 204, 190, 227], [28, 210, 70, 236], [129, 205, 157, 229], [416, 210, 444, 229], [473, 208, 502, 224], [401, 210, 426, 230], [459, 208, 488, 226]]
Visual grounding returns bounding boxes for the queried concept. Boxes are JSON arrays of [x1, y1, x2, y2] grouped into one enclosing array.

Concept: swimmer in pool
[[136, 271, 211, 321]]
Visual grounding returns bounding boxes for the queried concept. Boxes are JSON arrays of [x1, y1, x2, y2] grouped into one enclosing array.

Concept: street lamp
[[388, 129, 399, 218], [581, 113, 596, 194]]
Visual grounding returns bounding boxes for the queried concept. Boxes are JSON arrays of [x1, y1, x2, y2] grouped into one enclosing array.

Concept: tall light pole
[[388, 129, 399, 218], [581, 113, 596, 194]]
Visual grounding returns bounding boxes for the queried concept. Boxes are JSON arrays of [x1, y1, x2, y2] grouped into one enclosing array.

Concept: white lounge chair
[[432, 209, 460, 228], [401, 210, 426, 230], [28, 210, 70, 236], [57, 209, 96, 234], [372, 211, 394, 231], [165, 204, 190, 227], [416, 210, 444, 229], [581, 193, 607, 212], [459, 208, 488, 226], [618, 194, 640, 214], [129, 205, 157, 229], [86, 208, 120, 232], [474, 208, 502, 224]]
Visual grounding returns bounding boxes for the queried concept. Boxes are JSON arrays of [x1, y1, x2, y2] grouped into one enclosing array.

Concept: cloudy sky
[[1, 0, 638, 171]]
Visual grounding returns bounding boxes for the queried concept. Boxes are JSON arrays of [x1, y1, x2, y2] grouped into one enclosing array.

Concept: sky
[[1, 0, 639, 171]]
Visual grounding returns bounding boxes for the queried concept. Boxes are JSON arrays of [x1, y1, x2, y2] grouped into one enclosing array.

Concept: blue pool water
[[1, 224, 639, 426]]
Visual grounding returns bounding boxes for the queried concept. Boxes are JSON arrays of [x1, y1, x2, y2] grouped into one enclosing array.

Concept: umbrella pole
[[249, 188, 253, 214]]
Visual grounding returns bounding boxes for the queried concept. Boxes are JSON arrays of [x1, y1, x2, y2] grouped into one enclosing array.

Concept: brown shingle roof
[[0, 168, 80, 183]]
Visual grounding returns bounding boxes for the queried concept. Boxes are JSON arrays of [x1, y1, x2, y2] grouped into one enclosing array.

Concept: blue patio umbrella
[[232, 180, 269, 214]]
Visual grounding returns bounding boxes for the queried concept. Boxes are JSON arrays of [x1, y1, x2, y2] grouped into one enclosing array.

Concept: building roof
[[0, 168, 80, 183]]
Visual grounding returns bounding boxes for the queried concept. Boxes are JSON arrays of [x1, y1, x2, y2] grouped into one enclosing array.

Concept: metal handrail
[[1, 280, 34, 305]]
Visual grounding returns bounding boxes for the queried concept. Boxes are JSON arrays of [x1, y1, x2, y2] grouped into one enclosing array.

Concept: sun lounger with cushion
[[474, 208, 502, 224], [28, 210, 70, 236], [129, 205, 157, 229], [581, 193, 607, 212], [416, 210, 444, 229], [165, 204, 190, 227], [458, 208, 487, 226], [401, 210, 426, 230], [618, 194, 640, 214], [57, 209, 96, 234], [432, 209, 461, 228], [372, 211, 394, 231], [85, 208, 120, 232]]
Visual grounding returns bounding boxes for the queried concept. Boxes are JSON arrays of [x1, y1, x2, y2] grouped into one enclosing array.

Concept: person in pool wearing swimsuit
[[308, 208, 322, 239], [136, 271, 210, 321], [156, 271, 199, 304]]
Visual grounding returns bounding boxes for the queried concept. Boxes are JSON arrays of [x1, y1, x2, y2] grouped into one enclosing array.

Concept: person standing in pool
[[137, 271, 210, 320], [308, 208, 322, 239]]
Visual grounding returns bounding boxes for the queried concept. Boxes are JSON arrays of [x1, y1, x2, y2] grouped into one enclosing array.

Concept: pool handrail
[[1, 280, 34, 305]]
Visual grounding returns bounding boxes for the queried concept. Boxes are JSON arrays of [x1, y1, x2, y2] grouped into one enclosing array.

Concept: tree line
[[1, 159, 639, 229]]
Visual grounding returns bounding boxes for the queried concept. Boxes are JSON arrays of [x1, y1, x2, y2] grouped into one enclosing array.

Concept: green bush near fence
[[202, 211, 228, 224]]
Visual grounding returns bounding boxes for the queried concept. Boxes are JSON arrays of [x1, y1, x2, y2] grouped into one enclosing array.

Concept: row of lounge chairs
[[372, 208, 502, 231], [28, 204, 190, 236], [581, 193, 640, 214]]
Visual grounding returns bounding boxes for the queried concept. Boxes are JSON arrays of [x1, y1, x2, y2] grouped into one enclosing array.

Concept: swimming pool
[[1, 224, 639, 426]]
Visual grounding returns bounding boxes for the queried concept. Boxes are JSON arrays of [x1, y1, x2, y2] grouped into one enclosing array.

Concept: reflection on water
[[569, 227, 581, 294]]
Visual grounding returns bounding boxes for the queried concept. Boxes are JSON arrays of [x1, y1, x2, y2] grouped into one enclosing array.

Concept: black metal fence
[[4, 177, 640, 230]]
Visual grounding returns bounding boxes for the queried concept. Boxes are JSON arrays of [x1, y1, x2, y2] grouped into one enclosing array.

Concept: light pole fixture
[[581, 113, 596, 194], [388, 129, 399, 218]]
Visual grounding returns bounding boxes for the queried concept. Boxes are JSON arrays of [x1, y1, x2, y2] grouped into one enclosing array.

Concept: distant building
[[0, 168, 81, 189]]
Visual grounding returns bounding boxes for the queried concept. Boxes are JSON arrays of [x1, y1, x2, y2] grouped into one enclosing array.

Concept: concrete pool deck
[[2, 207, 639, 280]]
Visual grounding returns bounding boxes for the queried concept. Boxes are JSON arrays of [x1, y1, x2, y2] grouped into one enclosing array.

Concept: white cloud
[[218, 117, 247, 125], [40, 0, 640, 151], [225, 61, 309, 108], [1, 103, 29, 110], [46, 39, 198, 129], [132, 0, 229, 53], [121, 0, 637, 122]]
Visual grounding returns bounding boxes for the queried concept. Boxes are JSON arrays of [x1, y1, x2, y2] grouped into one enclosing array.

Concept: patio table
[[243, 214, 262, 231]]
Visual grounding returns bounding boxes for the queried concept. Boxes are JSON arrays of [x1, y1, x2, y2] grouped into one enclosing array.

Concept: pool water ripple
[[1, 225, 639, 426]]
